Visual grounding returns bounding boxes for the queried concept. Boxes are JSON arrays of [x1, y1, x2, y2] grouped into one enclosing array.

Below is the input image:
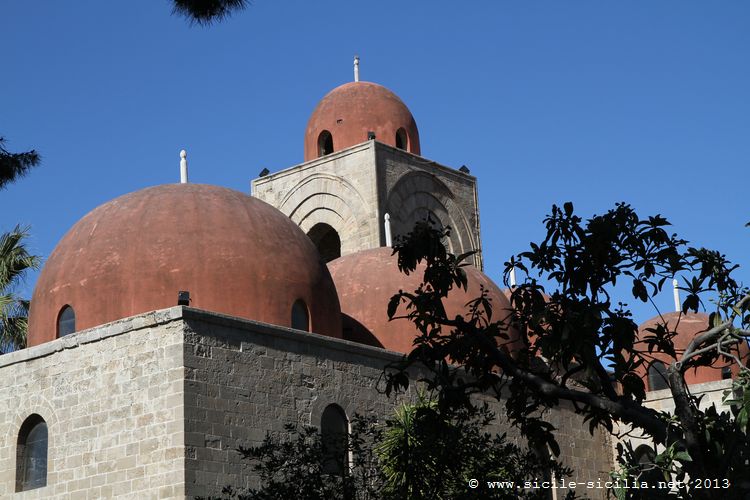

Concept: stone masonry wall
[[0, 309, 186, 499], [181, 308, 420, 497], [613, 379, 735, 467], [544, 403, 614, 492], [181, 308, 612, 499], [0, 307, 613, 499]]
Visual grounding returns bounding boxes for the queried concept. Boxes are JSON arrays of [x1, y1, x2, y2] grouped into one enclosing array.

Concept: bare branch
[[680, 319, 733, 366], [475, 335, 670, 442]]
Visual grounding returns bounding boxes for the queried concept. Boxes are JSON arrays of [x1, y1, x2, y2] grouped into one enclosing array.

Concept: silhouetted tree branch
[[384, 204, 750, 499], [0, 137, 40, 191]]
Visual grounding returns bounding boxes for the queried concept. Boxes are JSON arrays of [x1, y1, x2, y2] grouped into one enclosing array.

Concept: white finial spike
[[510, 266, 517, 288], [354, 55, 360, 82], [673, 278, 680, 312], [180, 149, 188, 184], [384, 213, 392, 247]]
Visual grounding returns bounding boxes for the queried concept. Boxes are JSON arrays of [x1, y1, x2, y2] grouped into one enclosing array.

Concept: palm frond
[[0, 226, 40, 290], [171, 0, 249, 26], [0, 227, 39, 353]]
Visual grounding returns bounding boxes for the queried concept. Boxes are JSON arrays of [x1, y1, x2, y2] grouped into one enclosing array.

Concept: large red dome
[[327, 247, 518, 354], [28, 184, 342, 345], [304, 82, 420, 161]]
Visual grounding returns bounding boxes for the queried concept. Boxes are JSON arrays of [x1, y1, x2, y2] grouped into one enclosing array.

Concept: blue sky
[[2, 1, 748, 323]]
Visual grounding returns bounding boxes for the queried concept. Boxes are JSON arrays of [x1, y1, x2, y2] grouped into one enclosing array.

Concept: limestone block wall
[[180, 308, 611, 499], [0, 309, 186, 499], [251, 142, 381, 256], [613, 379, 736, 464], [0, 307, 613, 499], [181, 308, 420, 497], [645, 379, 734, 413], [543, 404, 615, 490]]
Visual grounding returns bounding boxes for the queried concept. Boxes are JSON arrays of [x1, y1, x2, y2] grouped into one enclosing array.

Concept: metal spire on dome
[[510, 266, 517, 288], [384, 212, 392, 247], [673, 278, 681, 312], [180, 149, 189, 183], [354, 55, 360, 82]]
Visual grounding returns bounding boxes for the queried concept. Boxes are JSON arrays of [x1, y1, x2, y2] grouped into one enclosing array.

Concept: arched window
[[318, 130, 334, 157], [395, 128, 408, 150], [16, 414, 48, 492], [307, 223, 341, 263], [632, 445, 661, 483], [291, 300, 310, 332], [633, 444, 655, 464], [321, 404, 348, 475], [57, 305, 75, 338], [648, 361, 669, 391]]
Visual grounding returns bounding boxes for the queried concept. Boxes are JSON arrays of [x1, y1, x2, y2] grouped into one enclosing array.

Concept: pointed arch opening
[[57, 305, 75, 338], [395, 128, 408, 150], [648, 361, 669, 391], [291, 299, 310, 332], [16, 414, 48, 492], [307, 223, 341, 263], [318, 130, 334, 157], [321, 404, 348, 475]]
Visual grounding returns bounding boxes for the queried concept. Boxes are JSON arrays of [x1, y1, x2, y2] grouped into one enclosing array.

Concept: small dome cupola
[[636, 311, 750, 389], [327, 247, 519, 354], [304, 60, 420, 161]]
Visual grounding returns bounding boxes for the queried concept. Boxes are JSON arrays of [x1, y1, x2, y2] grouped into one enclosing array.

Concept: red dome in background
[[637, 311, 749, 389], [28, 184, 342, 345], [327, 247, 519, 354], [304, 82, 420, 161]]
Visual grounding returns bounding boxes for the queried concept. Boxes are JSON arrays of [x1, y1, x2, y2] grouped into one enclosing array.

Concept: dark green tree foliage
[[205, 407, 572, 500], [201, 415, 383, 500], [0, 137, 39, 190], [384, 204, 750, 499], [376, 397, 575, 500], [171, 0, 249, 25]]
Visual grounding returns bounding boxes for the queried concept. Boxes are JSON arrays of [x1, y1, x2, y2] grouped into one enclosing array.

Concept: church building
[[0, 60, 736, 498]]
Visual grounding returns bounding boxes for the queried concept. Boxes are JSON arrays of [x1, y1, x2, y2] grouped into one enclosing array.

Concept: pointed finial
[[180, 149, 188, 184], [354, 55, 360, 82], [673, 278, 680, 312], [510, 266, 517, 288], [384, 212, 392, 247]]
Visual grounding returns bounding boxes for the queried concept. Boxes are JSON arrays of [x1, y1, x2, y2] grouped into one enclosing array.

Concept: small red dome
[[327, 247, 519, 354], [304, 82, 420, 162], [637, 311, 749, 388], [28, 184, 342, 344]]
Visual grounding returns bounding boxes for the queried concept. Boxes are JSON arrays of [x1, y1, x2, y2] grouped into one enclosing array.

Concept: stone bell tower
[[252, 59, 483, 268]]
